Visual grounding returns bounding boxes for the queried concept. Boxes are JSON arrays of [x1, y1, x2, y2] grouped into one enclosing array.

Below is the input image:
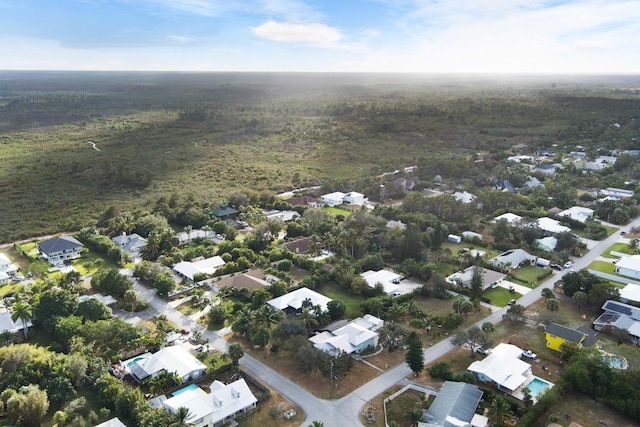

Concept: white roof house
[[491, 213, 522, 224], [95, 418, 127, 427], [173, 256, 226, 281], [321, 191, 346, 207], [0, 253, 18, 276], [161, 379, 257, 427], [344, 191, 366, 206], [361, 269, 402, 296], [615, 255, 640, 280], [468, 343, 532, 394], [452, 191, 477, 204], [0, 309, 32, 335], [488, 249, 535, 269], [264, 210, 301, 222], [310, 315, 383, 355], [177, 229, 215, 245], [267, 287, 332, 312], [126, 345, 207, 383], [530, 217, 571, 234], [112, 233, 147, 255], [601, 187, 635, 199], [558, 206, 594, 223], [620, 284, 640, 304]]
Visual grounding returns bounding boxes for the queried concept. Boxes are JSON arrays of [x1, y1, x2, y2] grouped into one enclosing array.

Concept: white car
[[522, 350, 537, 359], [564, 261, 573, 269]]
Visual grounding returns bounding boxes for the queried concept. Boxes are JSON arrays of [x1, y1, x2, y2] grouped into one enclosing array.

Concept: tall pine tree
[[405, 331, 424, 376]]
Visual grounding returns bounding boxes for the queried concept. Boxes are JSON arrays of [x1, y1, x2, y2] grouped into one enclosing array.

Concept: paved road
[[125, 217, 640, 427]]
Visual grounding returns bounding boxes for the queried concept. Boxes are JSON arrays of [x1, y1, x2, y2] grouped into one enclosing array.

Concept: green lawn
[[71, 251, 119, 276], [483, 286, 522, 306], [586, 260, 616, 275], [317, 283, 364, 318], [0, 283, 22, 298], [510, 266, 551, 287], [602, 242, 634, 258], [325, 207, 352, 217], [14, 242, 39, 259]]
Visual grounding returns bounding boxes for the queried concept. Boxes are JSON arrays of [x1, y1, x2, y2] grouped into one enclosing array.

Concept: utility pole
[[330, 361, 334, 398]]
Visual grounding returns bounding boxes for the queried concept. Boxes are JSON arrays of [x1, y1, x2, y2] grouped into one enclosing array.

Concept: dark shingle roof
[[37, 236, 83, 254], [212, 206, 239, 217], [546, 323, 585, 344], [284, 237, 311, 254], [420, 381, 483, 426]]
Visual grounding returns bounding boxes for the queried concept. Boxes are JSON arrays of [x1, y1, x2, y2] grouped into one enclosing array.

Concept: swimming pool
[[601, 353, 628, 369], [172, 383, 198, 396], [524, 377, 552, 399], [126, 357, 145, 368]]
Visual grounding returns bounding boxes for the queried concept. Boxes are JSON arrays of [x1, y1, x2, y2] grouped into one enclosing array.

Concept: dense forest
[[1, 72, 640, 241]]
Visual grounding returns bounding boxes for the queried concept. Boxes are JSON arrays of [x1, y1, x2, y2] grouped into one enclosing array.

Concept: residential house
[[535, 236, 557, 252], [173, 256, 225, 281], [418, 381, 488, 427], [545, 323, 599, 352], [614, 255, 640, 280], [344, 191, 366, 206], [593, 300, 640, 344], [321, 191, 346, 207], [511, 143, 528, 152], [211, 206, 239, 220], [161, 379, 257, 427], [446, 267, 505, 291], [78, 293, 117, 307], [112, 233, 147, 256], [569, 151, 587, 159], [488, 249, 535, 270], [452, 191, 477, 204], [0, 253, 18, 277], [507, 155, 534, 163], [212, 269, 270, 292], [0, 308, 32, 336], [286, 195, 322, 208], [264, 209, 300, 222], [619, 283, 640, 304], [37, 236, 84, 265], [283, 237, 312, 255], [310, 315, 383, 355], [267, 287, 332, 314], [95, 418, 127, 427], [0, 272, 9, 286], [523, 176, 544, 189], [558, 206, 594, 223], [491, 213, 522, 225], [467, 343, 532, 396], [529, 217, 571, 235], [493, 179, 516, 192], [535, 149, 556, 157], [125, 345, 207, 383], [447, 234, 462, 244], [600, 187, 635, 200], [462, 231, 483, 241], [360, 269, 402, 296], [535, 163, 563, 175], [177, 229, 215, 245], [392, 177, 416, 191]]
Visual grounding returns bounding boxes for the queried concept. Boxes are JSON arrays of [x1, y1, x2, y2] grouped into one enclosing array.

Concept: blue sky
[[0, 0, 638, 73]]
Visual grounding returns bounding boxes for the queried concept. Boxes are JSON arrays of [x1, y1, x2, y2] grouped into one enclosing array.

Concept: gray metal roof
[[546, 323, 586, 344], [37, 235, 83, 254], [420, 381, 483, 427]]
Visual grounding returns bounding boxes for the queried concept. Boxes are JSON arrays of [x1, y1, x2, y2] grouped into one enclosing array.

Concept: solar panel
[[605, 301, 633, 316]]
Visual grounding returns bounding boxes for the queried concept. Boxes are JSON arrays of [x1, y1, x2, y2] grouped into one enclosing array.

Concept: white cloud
[[250, 21, 343, 44], [167, 34, 195, 42]]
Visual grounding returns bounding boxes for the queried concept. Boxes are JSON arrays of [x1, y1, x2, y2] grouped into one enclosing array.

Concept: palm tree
[[405, 408, 423, 427], [11, 301, 32, 340], [541, 288, 554, 303], [0, 330, 13, 346], [169, 407, 194, 427], [487, 396, 514, 427], [297, 308, 319, 334], [253, 305, 282, 331], [308, 421, 324, 427]]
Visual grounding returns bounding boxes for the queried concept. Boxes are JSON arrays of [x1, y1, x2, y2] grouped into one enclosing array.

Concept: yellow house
[[545, 323, 599, 352]]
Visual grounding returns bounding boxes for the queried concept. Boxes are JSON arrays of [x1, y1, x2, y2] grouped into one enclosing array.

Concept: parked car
[[475, 346, 491, 355], [508, 299, 517, 306], [522, 350, 537, 359], [564, 261, 573, 269], [550, 264, 562, 271], [613, 258, 620, 264], [621, 231, 627, 235], [180, 328, 190, 335]]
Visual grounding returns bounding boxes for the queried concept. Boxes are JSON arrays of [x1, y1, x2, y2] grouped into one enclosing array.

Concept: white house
[[173, 256, 226, 281], [452, 191, 477, 204], [558, 206, 594, 223], [535, 236, 557, 252], [310, 315, 383, 355], [418, 381, 487, 427], [488, 249, 536, 270], [619, 284, 640, 304], [344, 191, 366, 206], [529, 217, 571, 235], [95, 418, 127, 427], [467, 343, 532, 396], [360, 269, 402, 296], [161, 379, 257, 427], [264, 209, 300, 222], [0, 309, 32, 336], [462, 231, 483, 241], [177, 229, 215, 245], [594, 300, 640, 344], [615, 255, 640, 280], [601, 187, 635, 200], [267, 287, 332, 313], [0, 253, 18, 277], [125, 345, 207, 383], [37, 236, 84, 265], [112, 233, 147, 256], [491, 213, 522, 225], [321, 191, 347, 207], [446, 267, 505, 291]]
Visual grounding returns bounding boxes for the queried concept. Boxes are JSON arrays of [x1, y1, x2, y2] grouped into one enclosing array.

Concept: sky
[[0, 0, 639, 74]]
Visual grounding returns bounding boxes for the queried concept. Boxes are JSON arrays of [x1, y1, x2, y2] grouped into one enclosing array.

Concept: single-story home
[[467, 343, 532, 396], [310, 314, 383, 355], [267, 287, 332, 313], [78, 293, 118, 307], [619, 283, 640, 304], [392, 177, 416, 191], [112, 233, 147, 256], [418, 381, 488, 427], [452, 191, 477, 204], [448, 234, 462, 244], [524, 176, 544, 189], [0, 253, 18, 277], [529, 217, 571, 235], [173, 256, 226, 281], [615, 255, 640, 280], [593, 300, 640, 344], [212, 206, 239, 219], [264, 209, 300, 222], [558, 206, 594, 224], [446, 267, 506, 291], [37, 235, 84, 265], [491, 213, 522, 225], [462, 231, 483, 241], [0, 308, 32, 336], [160, 379, 257, 427], [600, 187, 635, 200], [545, 323, 599, 352], [535, 236, 558, 252], [212, 269, 271, 292], [283, 237, 312, 255], [535, 163, 563, 175], [125, 345, 207, 383], [95, 418, 127, 427], [493, 179, 516, 192], [177, 229, 216, 245], [287, 195, 322, 208], [488, 249, 535, 270], [360, 269, 402, 296]]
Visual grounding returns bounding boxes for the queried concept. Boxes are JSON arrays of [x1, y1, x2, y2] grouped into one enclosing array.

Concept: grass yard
[[0, 283, 22, 298], [317, 283, 364, 318], [601, 242, 634, 258], [176, 298, 208, 316], [384, 388, 430, 427], [236, 392, 302, 427], [14, 241, 39, 259], [536, 391, 637, 427], [510, 266, 551, 287], [325, 207, 352, 217], [586, 260, 616, 275], [432, 262, 459, 278], [71, 251, 119, 276], [484, 286, 522, 306]]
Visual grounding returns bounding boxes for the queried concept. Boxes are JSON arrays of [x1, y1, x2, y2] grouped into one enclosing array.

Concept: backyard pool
[[172, 383, 199, 396], [126, 357, 145, 368], [524, 377, 553, 399], [601, 352, 628, 369]]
